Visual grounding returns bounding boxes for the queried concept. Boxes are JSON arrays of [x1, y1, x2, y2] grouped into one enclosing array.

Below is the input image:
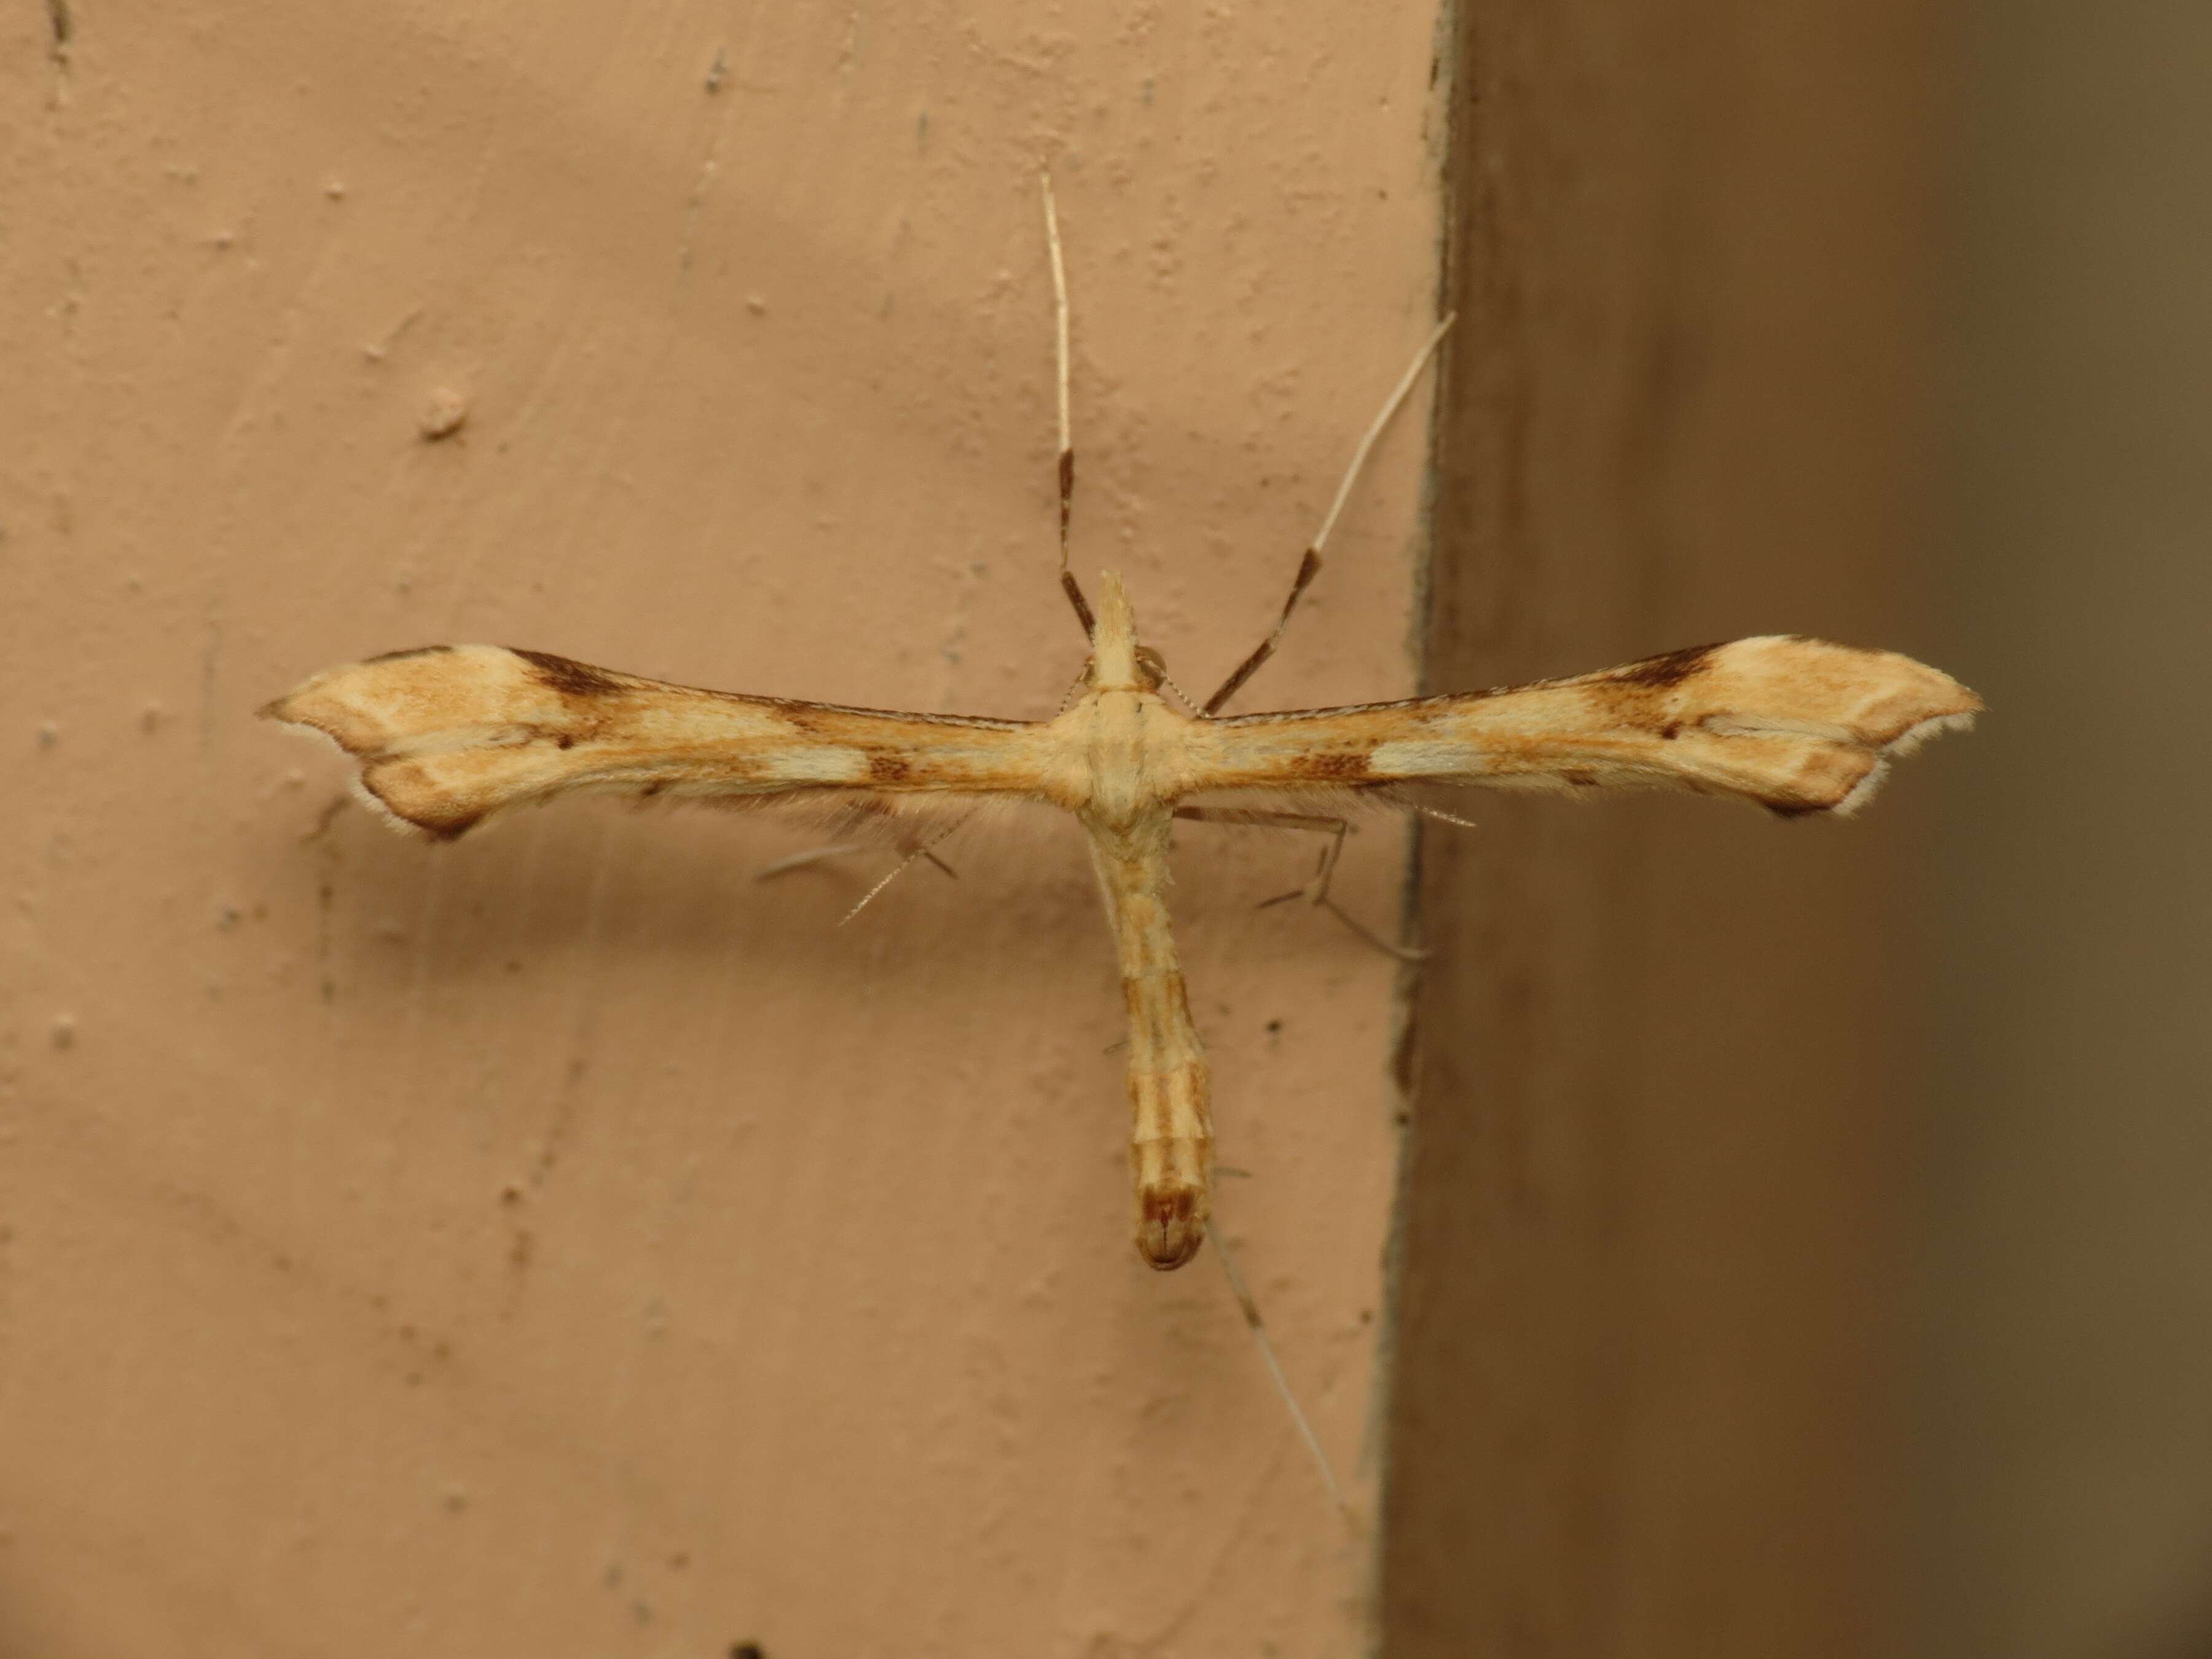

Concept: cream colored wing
[[1177, 635, 1979, 817], [262, 645, 1056, 839]]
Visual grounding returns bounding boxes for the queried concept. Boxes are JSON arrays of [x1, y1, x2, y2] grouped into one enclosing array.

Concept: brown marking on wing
[[511, 648, 626, 699], [1298, 750, 1373, 782], [1607, 643, 1721, 690], [1177, 635, 1978, 818], [264, 643, 1056, 839]]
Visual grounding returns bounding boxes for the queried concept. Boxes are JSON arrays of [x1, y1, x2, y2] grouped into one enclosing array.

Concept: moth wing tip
[[1827, 706, 1977, 818], [346, 774, 424, 837], [1827, 760, 1891, 819], [1883, 706, 1979, 763]]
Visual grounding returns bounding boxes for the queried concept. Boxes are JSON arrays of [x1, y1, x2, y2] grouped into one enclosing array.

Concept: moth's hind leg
[[751, 801, 971, 923], [1172, 806, 1424, 963], [1207, 1219, 1352, 1524], [832, 830, 967, 926], [754, 838, 959, 884], [753, 843, 871, 880]]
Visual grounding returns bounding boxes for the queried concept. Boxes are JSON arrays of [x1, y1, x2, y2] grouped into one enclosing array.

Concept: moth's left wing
[[1177, 635, 1979, 817], [262, 644, 1056, 839]]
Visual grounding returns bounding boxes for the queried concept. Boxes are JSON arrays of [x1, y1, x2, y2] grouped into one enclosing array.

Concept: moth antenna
[[1202, 312, 1456, 715], [1307, 312, 1456, 568], [1155, 668, 1204, 715], [1040, 170, 1094, 640], [1210, 1222, 1354, 1528]]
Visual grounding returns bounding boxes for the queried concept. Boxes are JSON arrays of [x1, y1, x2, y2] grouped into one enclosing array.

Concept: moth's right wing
[[261, 644, 1058, 839], [1178, 635, 1980, 817]]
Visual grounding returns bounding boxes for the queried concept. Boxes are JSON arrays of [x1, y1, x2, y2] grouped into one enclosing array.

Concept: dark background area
[[1387, 2, 2212, 1654]]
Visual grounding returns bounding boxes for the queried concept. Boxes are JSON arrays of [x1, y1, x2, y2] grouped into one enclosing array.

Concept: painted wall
[[0, 6, 1445, 1655]]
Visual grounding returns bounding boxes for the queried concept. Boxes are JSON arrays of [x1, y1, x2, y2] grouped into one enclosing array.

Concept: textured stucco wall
[[0, 6, 1445, 1655]]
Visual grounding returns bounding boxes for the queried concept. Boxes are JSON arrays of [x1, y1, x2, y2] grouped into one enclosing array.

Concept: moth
[[263, 181, 1979, 1274]]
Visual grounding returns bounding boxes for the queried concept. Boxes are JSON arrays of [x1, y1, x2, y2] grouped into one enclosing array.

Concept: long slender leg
[[1200, 312, 1456, 715], [1175, 806, 1425, 963], [757, 836, 961, 886], [1209, 1221, 1353, 1526], [1411, 801, 1481, 833], [835, 815, 970, 925], [753, 843, 868, 880], [1040, 172, 1094, 640]]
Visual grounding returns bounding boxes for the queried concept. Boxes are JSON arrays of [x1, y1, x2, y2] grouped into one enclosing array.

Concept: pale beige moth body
[[263, 568, 1979, 1268]]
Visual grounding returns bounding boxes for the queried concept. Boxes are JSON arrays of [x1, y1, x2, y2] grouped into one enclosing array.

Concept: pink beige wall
[[2, 5, 1445, 1655]]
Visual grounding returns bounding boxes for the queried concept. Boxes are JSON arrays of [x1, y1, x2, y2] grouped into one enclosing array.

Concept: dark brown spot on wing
[[771, 700, 832, 737], [511, 648, 626, 698], [1297, 750, 1373, 782], [1607, 643, 1720, 689], [868, 752, 912, 784]]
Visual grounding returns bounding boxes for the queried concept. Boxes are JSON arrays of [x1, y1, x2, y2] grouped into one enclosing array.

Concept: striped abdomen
[[1083, 813, 1214, 1269]]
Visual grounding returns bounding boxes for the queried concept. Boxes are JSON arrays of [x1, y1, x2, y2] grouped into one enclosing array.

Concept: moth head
[[1081, 570, 1168, 693], [1081, 642, 1167, 692]]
